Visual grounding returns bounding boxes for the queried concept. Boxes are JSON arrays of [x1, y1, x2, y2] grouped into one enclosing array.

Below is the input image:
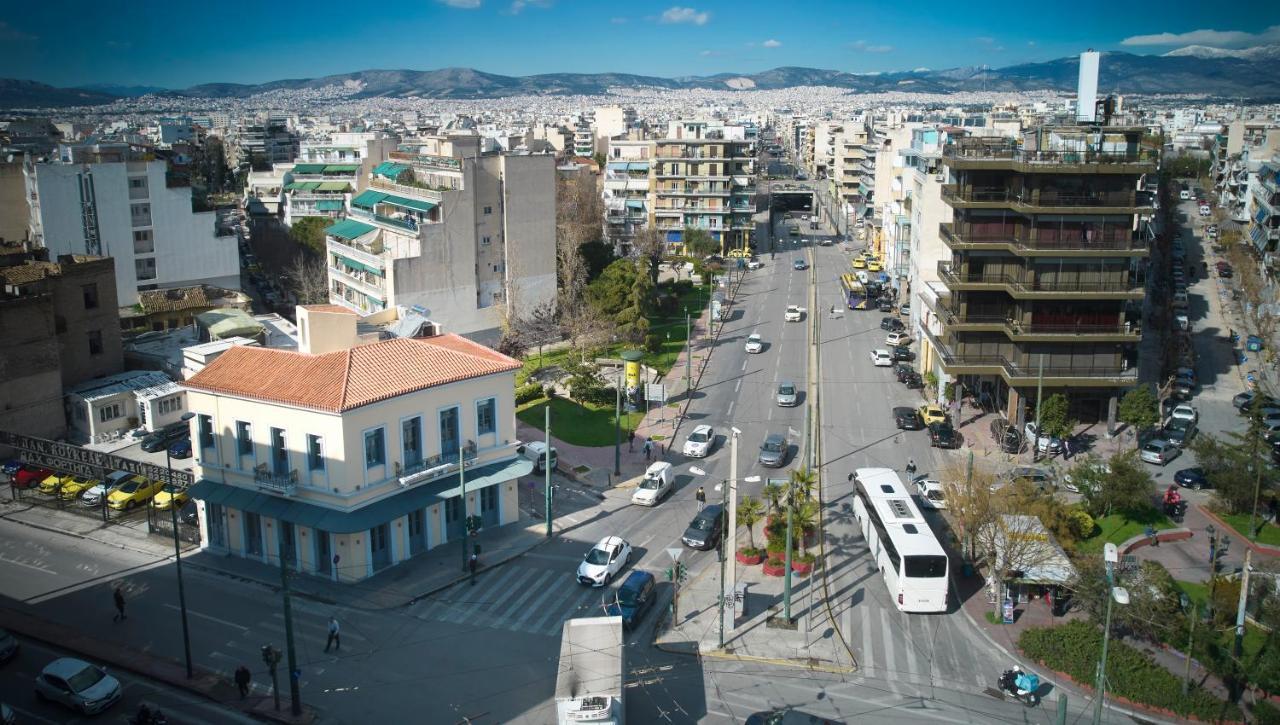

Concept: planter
[[762, 558, 787, 577], [791, 558, 814, 576], [736, 549, 764, 565]]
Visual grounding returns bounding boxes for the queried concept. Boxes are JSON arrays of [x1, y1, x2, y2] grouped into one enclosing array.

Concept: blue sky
[[3, 1, 1279, 88]]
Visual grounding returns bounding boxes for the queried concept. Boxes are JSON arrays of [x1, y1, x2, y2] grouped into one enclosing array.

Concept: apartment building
[[1250, 159, 1280, 252], [282, 164, 358, 226], [183, 306, 531, 582], [325, 138, 556, 342], [893, 128, 952, 339], [1211, 120, 1280, 224], [921, 125, 1157, 426], [231, 121, 299, 167], [652, 121, 755, 253], [830, 120, 872, 234], [603, 139, 653, 248], [24, 144, 240, 306]]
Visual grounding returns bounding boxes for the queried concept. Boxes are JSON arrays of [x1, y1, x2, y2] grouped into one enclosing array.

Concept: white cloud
[[1121, 25, 1280, 47], [848, 39, 893, 53], [438, 0, 481, 7], [661, 6, 710, 25], [974, 36, 996, 44], [508, 0, 550, 12], [700, 49, 719, 56], [1027, 40, 1036, 46], [610, 16, 628, 24], [762, 39, 781, 48]]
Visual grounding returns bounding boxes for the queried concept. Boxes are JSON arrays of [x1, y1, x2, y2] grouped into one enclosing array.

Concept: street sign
[[0, 430, 193, 487], [666, 547, 683, 563], [645, 384, 667, 404]]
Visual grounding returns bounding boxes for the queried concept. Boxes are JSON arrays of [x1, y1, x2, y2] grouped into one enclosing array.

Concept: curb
[[1197, 505, 1280, 557], [651, 638, 855, 673], [1, 509, 194, 559]]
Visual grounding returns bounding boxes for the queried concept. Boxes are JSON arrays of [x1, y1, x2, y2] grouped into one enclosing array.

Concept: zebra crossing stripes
[[410, 564, 615, 637]]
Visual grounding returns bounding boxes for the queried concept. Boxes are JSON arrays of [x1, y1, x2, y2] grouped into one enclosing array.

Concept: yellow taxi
[[866, 259, 883, 272], [55, 475, 100, 501], [851, 257, 867, 269], [918, 404, 949, 427], [106, 475, 163, 511], [38, 472, 75, 496], [151, 483, 190, 511]]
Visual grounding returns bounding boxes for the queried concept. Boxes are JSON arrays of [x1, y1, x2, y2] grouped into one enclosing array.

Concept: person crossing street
[[695, 486, 706, 511], [324, 616, 340, 653]]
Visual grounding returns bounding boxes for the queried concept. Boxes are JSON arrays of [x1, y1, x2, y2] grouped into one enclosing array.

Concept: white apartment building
[[24, 144, 240, 307], [183, 305, 530, 582], [652, 121, 756, 253], [603, 139, 653, 248], [325, 138, 556, 342]]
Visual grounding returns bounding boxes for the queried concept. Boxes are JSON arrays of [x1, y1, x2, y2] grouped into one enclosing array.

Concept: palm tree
[[762, 481, 785, 515], [789, 467, 817, 501], [791, 499, 821, 556], [737, 496, 765, 551]]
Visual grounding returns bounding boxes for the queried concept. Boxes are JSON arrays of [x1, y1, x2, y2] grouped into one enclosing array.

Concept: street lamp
[[1094, 542, 1130, 725], [165, 411, 196, 679]]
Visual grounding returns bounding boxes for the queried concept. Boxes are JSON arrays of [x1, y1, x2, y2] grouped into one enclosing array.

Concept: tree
[[1036, 392, 1075, 440], [585, 259, 641, 317], [792, 499, 821, 556], [1117, 386, 1160, 438], [939, 464, 997, 561], [288, 217, 329, 256], [737, 496, 765, 552], [630, 226, 665, 286], [495, 325, 527, 359], [517, 300, 560, 368], [578, 240, 616, 281], [762, 481, 785, 516], [789, 467, 817, 502], [283, 253, 329, 305], [1190, 431, 1278, 515], [1071, 558, 1186, 643], [1078, 450, 1155, 518], [683, 226, 719, 258]]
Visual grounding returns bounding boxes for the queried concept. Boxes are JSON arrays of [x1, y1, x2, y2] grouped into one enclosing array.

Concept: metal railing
[[253, 465, 297, 495], [941, 186, 1137, 208], [937, 262, 1141, 294], [939, 223, 1148, 252], [943, 145, 1158, 166]]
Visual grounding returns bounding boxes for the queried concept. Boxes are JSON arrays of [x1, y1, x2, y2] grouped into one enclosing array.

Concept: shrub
[[515, 383, 544, 406], [1018, 621, 1241, 721], [1066, 509, 1096, 539], [644, 333, 663, 354]]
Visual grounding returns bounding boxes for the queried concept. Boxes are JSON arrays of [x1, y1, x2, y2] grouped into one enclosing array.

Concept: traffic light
[[676, 562, 688, 583], [665, 566, 674, 581]]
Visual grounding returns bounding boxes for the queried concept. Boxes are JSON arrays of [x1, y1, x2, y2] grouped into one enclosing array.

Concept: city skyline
[[2, 2, 1278, 88]]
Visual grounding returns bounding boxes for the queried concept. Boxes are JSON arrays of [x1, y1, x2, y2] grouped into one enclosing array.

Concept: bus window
[[903, 555, 947, 578]]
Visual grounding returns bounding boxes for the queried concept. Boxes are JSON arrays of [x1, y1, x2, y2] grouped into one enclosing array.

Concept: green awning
[[382, 194, 436, 213], [325, 218, 376, 241], [316, 200, 344, 211], [351, 190, 388, 209], [373, 161, 410, 180], [316, 181, 350, 192], [187, 457, 533, 534], [292, 163, 326, 174], [625, 200, 646, 210], [335, 255, 378, 274], [323, 164, 360, 173], [286, 181, 320, 191]]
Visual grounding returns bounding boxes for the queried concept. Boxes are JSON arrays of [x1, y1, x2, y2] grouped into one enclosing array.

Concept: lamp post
[[165, 411, 196, 679], [1094, 542, 1130, 725]]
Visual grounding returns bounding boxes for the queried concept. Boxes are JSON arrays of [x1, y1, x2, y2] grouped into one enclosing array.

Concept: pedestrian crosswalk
[[408, 564, 614, 638]]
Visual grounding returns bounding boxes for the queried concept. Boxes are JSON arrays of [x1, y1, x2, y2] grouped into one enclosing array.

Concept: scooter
[[998, 667, 1041, 706]]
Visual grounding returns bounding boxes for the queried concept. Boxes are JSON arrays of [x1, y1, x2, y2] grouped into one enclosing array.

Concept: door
[[207, 503, 226, 548], [440, 407, 460, 461], [278, 521, 297, 570], [480, 486, 499, 528], [408, 509, 427, 556], [315, 529, 332, 576], [243, 512, 263, 558], [445, 496, 464, 541], [370, 522, 391, 571]]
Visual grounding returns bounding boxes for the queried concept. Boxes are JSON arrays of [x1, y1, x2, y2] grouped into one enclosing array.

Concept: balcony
[[942, 143, 1158, 174], [923, 298, 1139, 341], [351, 207, 419, 233], [327, 239, 384, 269], [329, 265, 386, 298], [395, 444, 479, 488], [918, 327, 1137, 386], [369, 177, 446, 201], [656, 185, 731, 196], [936, 262, 1143, 299], [941, 186, 1148, 213], [939, 224, 1149, 257], [254, 465, 297, 496]]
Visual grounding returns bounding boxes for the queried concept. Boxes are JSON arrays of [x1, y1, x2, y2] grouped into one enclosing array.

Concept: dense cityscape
[[1, 4, 1280, 724]]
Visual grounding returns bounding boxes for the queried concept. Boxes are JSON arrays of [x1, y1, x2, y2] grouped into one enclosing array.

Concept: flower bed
[[762, 558, 787, 577], [736, 548, 764, 565], [790, 557, 814, 576]]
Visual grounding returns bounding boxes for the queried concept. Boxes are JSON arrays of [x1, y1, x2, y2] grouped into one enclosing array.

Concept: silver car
[[776, 382, 798, 407], [758, 433, 788, 467], [1140, 439, 1181, 466], [34, 658, 121, 715]]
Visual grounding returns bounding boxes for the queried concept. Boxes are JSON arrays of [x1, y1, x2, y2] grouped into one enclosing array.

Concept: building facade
[[183, 306, 531, 582], [652, 121, 755, 253]]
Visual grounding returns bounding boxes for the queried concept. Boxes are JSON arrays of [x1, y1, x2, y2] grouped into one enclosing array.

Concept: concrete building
[[921, 125, 1156, 426], [183, 305, 532, 582], [1211, 121, 1280, 224], [603, 139, 653, 249], [652, 121, 755, 253], [65, 369, 175, 442], [0, 161, 27, 242], [281, 163, 358, 227], [1250, 159, 1280, 252], [325, 139, 556, 342], [24, 145, 240, 306]]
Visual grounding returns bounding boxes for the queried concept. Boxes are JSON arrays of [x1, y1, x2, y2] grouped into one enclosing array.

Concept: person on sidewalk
[[628, 429, 635, 452], [324, 616, 340, 653], [1062, 437, 1071, 460], [234, 665, 252, 699], [112, 585, 126, 622], [643, 438, 652, 461], [695, 486, 706, 511]]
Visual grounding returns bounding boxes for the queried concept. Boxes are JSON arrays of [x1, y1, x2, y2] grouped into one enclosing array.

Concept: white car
[[1023, 422, 1062, 455], [682, 425, 715, 458], [913, 477, 947, 510], [1168, 404, 1198, 424], [870, 349, 893, 367], [576, 536, 632, 587], [785, 305, 804, 322], [631, 462, 674, 506], [886, 331, 910, 347], [34, 657, 122, 715], [746, 259, 763, 270], [745, 333, 764, 353]]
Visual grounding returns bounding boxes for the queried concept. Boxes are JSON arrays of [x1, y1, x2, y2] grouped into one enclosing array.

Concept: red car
[[11, 465, 53, 489]]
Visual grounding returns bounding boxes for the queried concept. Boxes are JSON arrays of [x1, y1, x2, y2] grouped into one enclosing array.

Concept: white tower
[[1077, 50, 1100, 123]]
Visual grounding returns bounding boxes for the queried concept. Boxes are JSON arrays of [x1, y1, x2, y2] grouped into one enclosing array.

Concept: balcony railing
[[327, 239, 384, 268], [937, 262, 1141, 295], [939, 224, 1148, 253], [943, 144, 1159, 166], [254, 465, 297, 496], [935, 351, 1136, 381], [395, 443, 479, 487], [369, 177, 446, 201], [941, 186, 1139, 208]]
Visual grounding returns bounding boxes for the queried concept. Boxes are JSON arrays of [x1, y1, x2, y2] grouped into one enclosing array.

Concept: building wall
[[0, 162, 28, 242], [52, 257, 124, 386], [499, 154, 557, 319], [0, 295, 64, 439]]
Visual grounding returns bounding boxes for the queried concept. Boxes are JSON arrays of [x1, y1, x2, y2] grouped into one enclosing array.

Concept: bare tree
[[939, 463, 997, 562], [975, 508, 1073, 618], [631, 226, 665, 285], [284, 253, 329, 305]]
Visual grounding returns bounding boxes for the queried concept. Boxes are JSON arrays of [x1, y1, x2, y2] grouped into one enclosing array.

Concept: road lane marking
[[451, 567, 539, 625], [543, 588, 607, 635], [879, 608, 902, 696], [492, 569, 558, 624], [861, 603, 873, 675], [166, 604, 249, 631], [0, 553, 57, 575], [734, 379, 742, 393]]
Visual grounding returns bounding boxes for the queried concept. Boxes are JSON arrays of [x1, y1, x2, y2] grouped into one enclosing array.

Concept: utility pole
[[1182, 603, 1198, 698], [279, 541, 302, 716], [544, 405, 552, 538], [727, 431, 739, 630], [459, 441, 467, 572], [685, 312, 692, 403], [782, 482, 795, 623], [164, 429, 194, 680], [1234, 548, 1252, 659], [613, 381, 622, 477], [718, 477, 728, 649]]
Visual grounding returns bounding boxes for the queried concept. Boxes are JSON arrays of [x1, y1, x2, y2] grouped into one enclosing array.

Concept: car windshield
[[616, 587, 640, 607], [689, 516, 713, 531], [926, 490, 945, 501], [162, 484, 180, 494], [640, 476, 662, 490], [65, 665, 105, 692], [688, 431, 709, 443], [1144, 443, 1162, 453], [118, 481, 139, 493], [585, 548, 611, 565], [762, 439, 783, 453], [779, 385, 794, 396]]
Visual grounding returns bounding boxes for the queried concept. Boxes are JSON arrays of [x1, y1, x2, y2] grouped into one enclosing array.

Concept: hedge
[[515, 383, 545, 405], [1018, 621, 1242, 722]]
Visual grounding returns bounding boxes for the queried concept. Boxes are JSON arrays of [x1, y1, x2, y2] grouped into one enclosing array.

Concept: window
[[307, 434, 324, 472], [270, 427, 288, 475], [197, 414, 214, 450], [236, 421, 253, 456], [97, 403, 122, 423], [157, 396, 181, 415], [439, 407, 460, 460], [476, 398, 496, 436], [483, 205, 493, 215], [364, 427, 386, 468], [135, 258, 157, 281], [129, 177, 147, 189], [130, 202, 151, 227], [82, 283, 99, 309], [133, 229, 153, 254], [402, 416, 423, 467], [87, 330, 103, 356], [481, 236, 491, 245]]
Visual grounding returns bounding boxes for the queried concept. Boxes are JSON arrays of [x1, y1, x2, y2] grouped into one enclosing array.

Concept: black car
[[881, 317, 905, 332], [682, 504, 725, 550], [605, 570, 656, 630], [878, 298, 894, 313], [179, 499, 199, 526], [891, 345, 914, 362], [990, 419, 1022, 454], [141, 424, 189, 453], [1174, 467, 1209, 490], [928, 422, 960, 449], [894, 407, 923, 430]]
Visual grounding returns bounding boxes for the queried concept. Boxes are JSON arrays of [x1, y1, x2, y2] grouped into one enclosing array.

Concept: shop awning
[[316, 200, 344, 211], [316, 181, 350, 192], [292, 163, 326, 175], [373, 161, 410, 180], [323, 164, 360, 173], [382, 194, 436, 213], [325, 218, 376, 241], [351, 190, 388, 209], [187, 457, 532, 534]]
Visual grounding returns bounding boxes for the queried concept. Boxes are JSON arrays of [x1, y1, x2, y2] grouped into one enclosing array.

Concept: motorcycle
[[131, 705, 168, 725], [998, 667, 1041, 706]]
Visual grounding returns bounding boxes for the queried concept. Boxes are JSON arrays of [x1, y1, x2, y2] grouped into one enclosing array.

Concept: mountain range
[[4, 45, 1279, 109]]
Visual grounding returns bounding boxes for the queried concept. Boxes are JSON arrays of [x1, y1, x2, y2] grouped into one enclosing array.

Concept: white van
[[1199, 204, 1211, 217], [631, 462, 674, 506], [517, 441, 557, 474], [1180, 189, 1191, 200]]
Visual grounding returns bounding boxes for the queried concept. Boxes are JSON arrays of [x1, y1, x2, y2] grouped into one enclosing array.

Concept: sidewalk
[[0, 494, 181, 558]]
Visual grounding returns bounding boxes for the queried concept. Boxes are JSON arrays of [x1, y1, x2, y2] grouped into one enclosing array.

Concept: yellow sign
[[625, 359, 641, 390]]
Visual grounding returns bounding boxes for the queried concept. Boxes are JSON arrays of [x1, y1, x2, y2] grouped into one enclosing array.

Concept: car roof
[[620, 570, 654, 589], [778, 381, 795, 389], [695, 504, 723, 519], [594, 535, 626, 550], [692, 424, 713, 434], [44, 657, 93, 677], [893, 406, 914, 414]]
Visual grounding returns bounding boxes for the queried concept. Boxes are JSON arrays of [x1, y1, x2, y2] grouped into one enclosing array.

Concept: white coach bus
[[851, 467, 949, 612]]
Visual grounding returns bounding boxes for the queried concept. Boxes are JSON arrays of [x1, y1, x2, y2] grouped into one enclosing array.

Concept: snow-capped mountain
[[1164, 44, 1280, 61]]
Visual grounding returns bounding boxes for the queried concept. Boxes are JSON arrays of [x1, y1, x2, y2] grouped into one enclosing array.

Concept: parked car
[[1163, 419, 1197, 448], [758, 433, 788, 467], [682, 504, 725, 550], [57, 475, 99, 501], [746, 259, 763, 270], [682, 425, 716, 458], [776, 382, 799, 407], [576, 536, 632, 587], [605, 570, 656, 630], [745, 333, 764, 354], [1236, 391, 1276, 412], [38, 472, 82, 496], [870, 349, 893, 367], [928, 422, 960, 449], [33, 658, 121, 715], [179, 499, 199, 526], [167, 439, 193, 459], [1002, 466, 1055, 494], [106, 476, 163, 511], [891, 345, 914, 362], [918, 405, 948, 427], [141, 423, 189, 453], [517, 441, 558, 474], [1174, 467, 1209, 490], [989, 419, 1023, 454], [885, 331, 910, 347], [913, 477, 947, 510], [150, 483, 190, 511], [1167, 404, 1198, 424], [894, 407, 923, 430], [881, 316, 905, 332], [1023, 422, 1062, 455], [632, 462, 675, 506], [11, 465, 53, 489], [1140, 439, 1181, 466], [784, 305, 804, 322]]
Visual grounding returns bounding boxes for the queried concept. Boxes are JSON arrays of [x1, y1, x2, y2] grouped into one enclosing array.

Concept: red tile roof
[[183, 334, 519, 412]]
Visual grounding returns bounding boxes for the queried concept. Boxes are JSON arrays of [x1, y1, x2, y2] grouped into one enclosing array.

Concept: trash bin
[[962, 563, 974, 578]]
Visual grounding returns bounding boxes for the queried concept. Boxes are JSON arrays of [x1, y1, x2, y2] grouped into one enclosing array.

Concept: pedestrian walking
[[905, 459, 917, 478], [468, 553, 478, 585], [112, 585, 126, 622], [643, 438, 652, 461], [324, 616, 340, 653], [1062, 437, 1071, 460], [627, 429, 635, 452], [234, 665, 251, 699], [695, 486, 706, 511]]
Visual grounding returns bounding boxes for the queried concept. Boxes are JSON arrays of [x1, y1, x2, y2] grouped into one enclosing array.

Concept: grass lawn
[[1215, 512, 1280, 547], [1076, 509, 1177, 556], [516, 396, 645, 448], [1175, 579, 1210, 610]]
